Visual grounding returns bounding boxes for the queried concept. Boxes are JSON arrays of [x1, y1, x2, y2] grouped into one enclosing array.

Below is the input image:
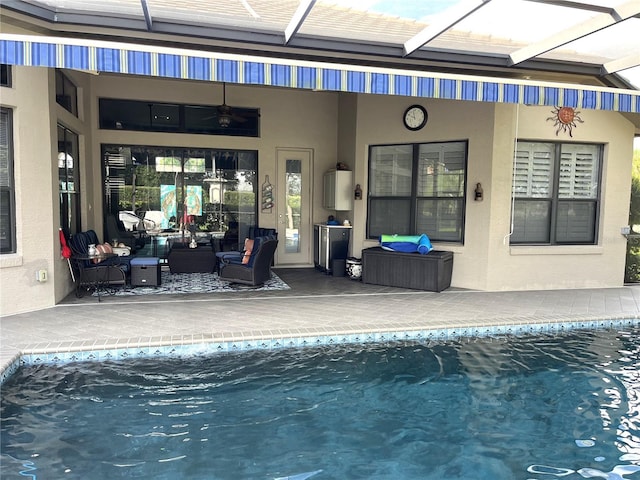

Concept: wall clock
[[403, 104, 428, 131]]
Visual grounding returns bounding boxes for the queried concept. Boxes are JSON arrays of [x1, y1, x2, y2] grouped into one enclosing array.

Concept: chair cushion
[[216, 251, 243, 263], [246, 236, 264, 267], [241, 238, 254, 265], [93, 242, 114, 264]]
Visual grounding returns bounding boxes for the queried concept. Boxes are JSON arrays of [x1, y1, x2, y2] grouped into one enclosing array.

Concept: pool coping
[[3, 314, 639, 385]]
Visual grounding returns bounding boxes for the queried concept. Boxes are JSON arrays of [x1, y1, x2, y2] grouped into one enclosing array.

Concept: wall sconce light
[[474, 182, 483, 201], [354, 184, 363, 200]]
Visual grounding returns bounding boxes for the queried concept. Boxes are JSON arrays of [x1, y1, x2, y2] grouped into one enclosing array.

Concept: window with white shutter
[[511, 141, 601, 245]]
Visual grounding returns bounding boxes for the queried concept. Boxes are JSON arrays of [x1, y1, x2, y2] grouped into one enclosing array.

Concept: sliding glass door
[[102, 145, 258, 253]]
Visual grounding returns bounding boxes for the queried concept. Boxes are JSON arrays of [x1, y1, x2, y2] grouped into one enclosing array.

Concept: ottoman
[[130, 257, 161, 286], [167, 244, 216, 273]]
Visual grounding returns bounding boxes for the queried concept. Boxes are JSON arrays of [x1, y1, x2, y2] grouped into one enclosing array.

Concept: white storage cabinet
[[323, 170, 353, 211]]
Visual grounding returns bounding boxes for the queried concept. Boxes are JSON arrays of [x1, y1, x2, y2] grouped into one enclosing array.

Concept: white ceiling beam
[[603, 53, 640, 74], [523, 0, 619, 14], [284, 0, 316, 44], [140, 0, 152, 31], [403, 0, 493, 56], [509, 0, 640, 66]]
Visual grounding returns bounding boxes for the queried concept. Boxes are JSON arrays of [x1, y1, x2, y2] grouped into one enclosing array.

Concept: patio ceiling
[[0, 0, 639, 117]]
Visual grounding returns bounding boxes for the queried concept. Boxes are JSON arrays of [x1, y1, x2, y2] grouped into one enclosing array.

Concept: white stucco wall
[[0, 67, 57, 315], [0, 66, 100, 316], [350, 94, 498, 290], [337, 93, 359, 250], [348, 94, 636, 291], [485, 104, 635, 291]]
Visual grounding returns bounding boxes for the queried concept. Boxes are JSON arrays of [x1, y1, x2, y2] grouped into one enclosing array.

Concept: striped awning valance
[[1, 34, 639, 113]]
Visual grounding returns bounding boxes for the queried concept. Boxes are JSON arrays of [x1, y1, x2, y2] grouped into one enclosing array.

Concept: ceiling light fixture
[[218, 83, 232, 128]]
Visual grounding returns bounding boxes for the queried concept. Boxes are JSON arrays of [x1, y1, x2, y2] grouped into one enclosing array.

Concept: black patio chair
[[219, 238, 278, 287], [68, 230, 130, 298], [105, 213, 145, 251]]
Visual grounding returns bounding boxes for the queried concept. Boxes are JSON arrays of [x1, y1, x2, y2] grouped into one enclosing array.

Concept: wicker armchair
[[68, 230, 130, 298], [219, 238, 278, 287]]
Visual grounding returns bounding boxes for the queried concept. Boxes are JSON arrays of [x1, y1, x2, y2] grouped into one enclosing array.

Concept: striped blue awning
[[1, 34, 639, 113]]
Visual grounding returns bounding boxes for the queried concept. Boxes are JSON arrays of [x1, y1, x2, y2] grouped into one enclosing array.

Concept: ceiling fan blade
[[231, 113, 248, 123]]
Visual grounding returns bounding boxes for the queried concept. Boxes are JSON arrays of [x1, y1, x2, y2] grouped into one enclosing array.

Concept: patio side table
[[131, 257, 161, 286], [167, 244, 216, 273]]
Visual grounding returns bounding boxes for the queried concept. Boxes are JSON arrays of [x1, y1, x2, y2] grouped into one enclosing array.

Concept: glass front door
[[102, 145, 258, 257]]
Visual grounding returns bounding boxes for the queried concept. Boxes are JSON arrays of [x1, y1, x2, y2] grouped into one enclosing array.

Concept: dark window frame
[[510, 140, 603, 246], [58, 125, 81, 235], [55, 70, 78, 116], [99, 98, 260, 137], [101, 144, 260, 243], [0, 107, 16, 253], [0, 64, 11, 87], [367, 140, 468, 243]]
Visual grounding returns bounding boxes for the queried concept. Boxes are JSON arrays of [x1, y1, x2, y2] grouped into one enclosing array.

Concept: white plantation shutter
[[558, 144, 599, 199], [104, 152, 126, 193], [513, 143, 553, 198], [106, 153, 127, 168]]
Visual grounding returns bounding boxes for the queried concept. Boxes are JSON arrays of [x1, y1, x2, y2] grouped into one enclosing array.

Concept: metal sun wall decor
[[547, 106, 584, 137]]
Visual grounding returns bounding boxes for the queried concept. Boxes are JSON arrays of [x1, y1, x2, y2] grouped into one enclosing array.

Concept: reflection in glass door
[[277, 148, 312, 265], [102, 145, 258, 258], [58, 125, 80, 235]]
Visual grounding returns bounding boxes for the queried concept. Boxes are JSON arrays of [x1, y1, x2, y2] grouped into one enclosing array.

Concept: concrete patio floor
[[3, 268, 640, 376]]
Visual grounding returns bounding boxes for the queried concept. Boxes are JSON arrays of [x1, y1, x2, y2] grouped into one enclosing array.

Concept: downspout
[[503, 103, 520, 245]]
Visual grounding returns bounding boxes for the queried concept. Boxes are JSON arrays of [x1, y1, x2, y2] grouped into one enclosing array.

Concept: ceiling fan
[[210, 82, 256, 127]]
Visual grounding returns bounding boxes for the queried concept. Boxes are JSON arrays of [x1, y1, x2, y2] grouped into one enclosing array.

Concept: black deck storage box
[[362, 247, 453, 292], [130, 257, 161, 287]]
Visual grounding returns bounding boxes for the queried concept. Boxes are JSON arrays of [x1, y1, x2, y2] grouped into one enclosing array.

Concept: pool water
[[3, 328, 640, 479]]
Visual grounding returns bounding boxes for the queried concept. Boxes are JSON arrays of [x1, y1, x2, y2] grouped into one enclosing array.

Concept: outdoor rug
[[93, 271, 290, 297]]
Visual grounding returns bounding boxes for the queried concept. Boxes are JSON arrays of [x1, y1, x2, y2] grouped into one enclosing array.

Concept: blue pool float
[[379, 234, 433, 254]]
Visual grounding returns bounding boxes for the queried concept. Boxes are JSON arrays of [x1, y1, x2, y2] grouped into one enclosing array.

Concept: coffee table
[[167, 244, 216, 273]]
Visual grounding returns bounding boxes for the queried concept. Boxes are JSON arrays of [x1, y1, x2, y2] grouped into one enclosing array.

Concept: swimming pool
[[3, 327, 640, 479]]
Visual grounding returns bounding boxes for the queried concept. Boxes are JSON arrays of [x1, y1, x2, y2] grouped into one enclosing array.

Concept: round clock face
[[403, 105, 428, 130]]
